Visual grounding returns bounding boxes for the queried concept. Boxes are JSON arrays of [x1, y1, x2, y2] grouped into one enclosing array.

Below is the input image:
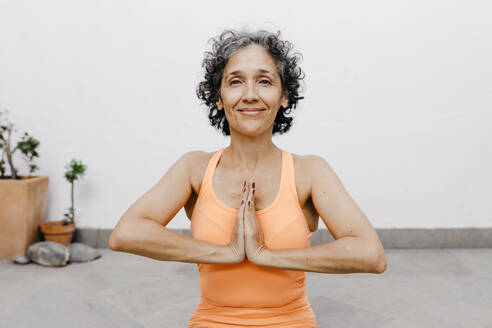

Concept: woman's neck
[[224, 130, 280, 171]]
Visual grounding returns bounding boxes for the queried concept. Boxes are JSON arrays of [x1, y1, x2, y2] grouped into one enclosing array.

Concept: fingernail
[[243, 181, 246, 187], [241, 200, 244, 205], [248, 200, 250, 206], [252, 182, 255, 188], [243, 187, 246, 192]]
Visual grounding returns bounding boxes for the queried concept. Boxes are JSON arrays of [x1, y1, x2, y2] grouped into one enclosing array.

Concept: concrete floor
[[1, 249, 491, 328]]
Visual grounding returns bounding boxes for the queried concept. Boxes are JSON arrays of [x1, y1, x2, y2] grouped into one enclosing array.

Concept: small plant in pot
[[0, 109, 40, 179], [40, 159, 87, 245], [0, 109, 48, 259]]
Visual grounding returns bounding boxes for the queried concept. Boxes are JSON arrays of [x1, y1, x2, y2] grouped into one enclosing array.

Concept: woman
[[109, 29, 387, 327]]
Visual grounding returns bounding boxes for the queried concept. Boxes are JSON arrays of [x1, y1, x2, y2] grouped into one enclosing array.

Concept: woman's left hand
[[243, 180, 268, 264]]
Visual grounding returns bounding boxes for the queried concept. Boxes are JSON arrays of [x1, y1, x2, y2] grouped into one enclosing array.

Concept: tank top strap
[[283, 150, 313, 240], [201, 147, 226, 191], [282, 150, 300, 200]]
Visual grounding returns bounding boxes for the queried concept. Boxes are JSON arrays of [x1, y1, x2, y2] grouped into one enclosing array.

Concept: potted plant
[[0, 109, 48, 259], [40, 159, 87, 245]]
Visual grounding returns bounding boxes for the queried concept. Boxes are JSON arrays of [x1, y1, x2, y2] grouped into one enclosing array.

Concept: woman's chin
[[236, 124, 271, 136]]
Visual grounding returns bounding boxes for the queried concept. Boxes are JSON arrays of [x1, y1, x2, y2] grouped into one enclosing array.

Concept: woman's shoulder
[[289, 150, 322, 171], [183, 149, 220, 165], [290, 151, 329, 168], [182, 149, 219, 195], [289, 151, 332, 187]]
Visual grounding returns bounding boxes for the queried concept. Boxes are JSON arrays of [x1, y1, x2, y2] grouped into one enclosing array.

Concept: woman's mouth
[[238, 108, 265, 115]]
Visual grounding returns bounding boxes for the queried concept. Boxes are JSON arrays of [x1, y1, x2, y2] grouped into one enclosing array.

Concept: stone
[[11, 254, 31, 264], [26, 241, 70, 267], [68, 243, 102, 263]]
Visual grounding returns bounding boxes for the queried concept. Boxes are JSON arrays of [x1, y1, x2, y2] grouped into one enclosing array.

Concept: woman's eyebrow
[[225, 69, 274, 79]]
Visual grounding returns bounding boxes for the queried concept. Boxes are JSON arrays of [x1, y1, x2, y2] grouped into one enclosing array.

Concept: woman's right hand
[[226, 180, 248, 263]]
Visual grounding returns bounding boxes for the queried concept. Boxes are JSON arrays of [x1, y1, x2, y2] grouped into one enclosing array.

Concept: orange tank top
[[188, 147, 319, 327]]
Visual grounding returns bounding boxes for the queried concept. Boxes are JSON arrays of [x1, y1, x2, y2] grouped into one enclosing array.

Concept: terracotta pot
[[40, 221, 75, 246], [0, 176, 49, 259]]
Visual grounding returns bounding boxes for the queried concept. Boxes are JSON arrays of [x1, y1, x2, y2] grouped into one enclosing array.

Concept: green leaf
[[64, 159, 87, 182]]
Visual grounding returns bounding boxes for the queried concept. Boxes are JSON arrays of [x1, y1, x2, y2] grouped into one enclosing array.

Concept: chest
[[185, 152, 319, 232]]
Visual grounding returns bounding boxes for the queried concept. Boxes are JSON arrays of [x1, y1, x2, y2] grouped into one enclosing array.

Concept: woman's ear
[[216, 96, 223, 111], [281, 91, 289, 109]]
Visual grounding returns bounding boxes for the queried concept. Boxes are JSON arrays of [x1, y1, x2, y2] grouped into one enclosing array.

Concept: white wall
[[1, 0, 490, 229]]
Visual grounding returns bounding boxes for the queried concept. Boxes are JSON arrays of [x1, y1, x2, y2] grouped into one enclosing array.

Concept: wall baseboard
[[73, 228, 492, 249]]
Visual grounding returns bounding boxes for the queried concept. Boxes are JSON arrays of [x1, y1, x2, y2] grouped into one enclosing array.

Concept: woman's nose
[[243, 81, 259, 101]]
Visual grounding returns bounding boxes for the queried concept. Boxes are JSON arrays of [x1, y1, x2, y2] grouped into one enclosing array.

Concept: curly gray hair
[[196, 29, 305, 136]]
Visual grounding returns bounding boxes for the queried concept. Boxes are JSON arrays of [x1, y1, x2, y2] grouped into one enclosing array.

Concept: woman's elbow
[[108, 231, 121, 251], [371, 249, 387, 274], [108, 216, 137, 251]]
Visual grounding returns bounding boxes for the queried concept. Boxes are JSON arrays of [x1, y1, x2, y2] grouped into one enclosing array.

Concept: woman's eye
[[230, 79, 270, 85]]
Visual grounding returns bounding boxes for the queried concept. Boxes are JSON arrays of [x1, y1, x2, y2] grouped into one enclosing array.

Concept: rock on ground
[[11, 254, 31, 264], [67, 243, 102, 263], [26, 241, 70, 267]]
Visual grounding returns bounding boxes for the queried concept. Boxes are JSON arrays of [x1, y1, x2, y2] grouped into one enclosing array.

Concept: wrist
[[255, 248, 273, 266], [222, 245, 245, 264]]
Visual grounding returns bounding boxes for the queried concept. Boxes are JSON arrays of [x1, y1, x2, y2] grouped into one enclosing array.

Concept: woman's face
[[216, 44, 289, 136]]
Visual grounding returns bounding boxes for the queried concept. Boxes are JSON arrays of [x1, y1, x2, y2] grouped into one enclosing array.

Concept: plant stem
[[6, 128, 16, 180], [71, 181, 74, 221]]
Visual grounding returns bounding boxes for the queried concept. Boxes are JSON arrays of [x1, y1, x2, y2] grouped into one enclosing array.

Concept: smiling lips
[[238, 108, 265, 116], [238, 108, 265, 112]]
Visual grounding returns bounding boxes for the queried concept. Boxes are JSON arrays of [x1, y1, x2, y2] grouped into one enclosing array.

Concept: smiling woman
[[196, 29, 305, 137], [109, 28, 386, 328], [216, 44, 291, 137]]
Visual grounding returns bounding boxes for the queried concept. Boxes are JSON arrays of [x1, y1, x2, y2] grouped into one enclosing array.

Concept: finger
[[240, 180, 247, 205], [243, 181, 252, 217], [251, 180, 255, 206], [243, 182, 253, 232], [238, 183, 247, 242], [246, 180, 255, 209], [239, 180, 249, 217]]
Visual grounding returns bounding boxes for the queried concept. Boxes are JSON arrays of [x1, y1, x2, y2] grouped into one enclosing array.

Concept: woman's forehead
[[224, 45, 278, 76], [225, 68, 276, 79]]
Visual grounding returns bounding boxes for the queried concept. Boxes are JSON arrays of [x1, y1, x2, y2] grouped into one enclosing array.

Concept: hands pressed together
[[227, 180, 269, 264]]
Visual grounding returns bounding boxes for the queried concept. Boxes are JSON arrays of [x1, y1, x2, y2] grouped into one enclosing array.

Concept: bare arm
[[108, 151, 241, 264], [258, 155, 387, 274]]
